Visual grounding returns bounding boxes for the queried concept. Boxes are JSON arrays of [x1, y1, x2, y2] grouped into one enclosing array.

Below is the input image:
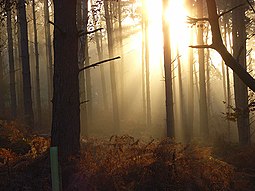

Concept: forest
[[0, 0, 255, 190]]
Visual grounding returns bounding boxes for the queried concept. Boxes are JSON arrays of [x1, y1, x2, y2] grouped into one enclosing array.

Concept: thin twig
[[187, 16, 209, 24], [246, 0, 255, 14], [78, 28, 103, 37], [189, 44, 213, 49], [79, 56, 121, 72], [80, 100, 89, 105], [219, 3, 246, 17], [49, 20, 65, 35]]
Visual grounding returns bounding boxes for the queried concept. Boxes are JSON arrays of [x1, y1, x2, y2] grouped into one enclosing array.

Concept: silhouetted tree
[[190, 0, 255, 143], [162, 0, 174, 138], [232, 0, 250, 145], [6, 1, 17, 118], [44, 0, 53, 121], [51, 0, 80, 160], [17, 0, 34, 127], [197, 0, 209, 138], [32, 0, 42, 128], [104, 0, 120, 132]]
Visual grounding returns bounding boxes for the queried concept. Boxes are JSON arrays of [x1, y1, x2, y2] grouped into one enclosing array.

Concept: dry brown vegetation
[[0, 121, 254, 191]]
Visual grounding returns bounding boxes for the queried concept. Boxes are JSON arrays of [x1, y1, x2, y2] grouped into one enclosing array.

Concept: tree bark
[[17, 0, 34, 127], [51, 0, 80, 160]]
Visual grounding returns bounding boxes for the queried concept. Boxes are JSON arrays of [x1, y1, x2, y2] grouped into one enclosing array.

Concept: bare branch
[[80, 100, 89, 105], [246, 0, 255, 14], [78, 27, 104, 37], [189, 44, 213, 49], [219, 3, 246, 17], [187, 16, 209, 25], [79, 56, 121, 72], [49, 20, 65, 35]]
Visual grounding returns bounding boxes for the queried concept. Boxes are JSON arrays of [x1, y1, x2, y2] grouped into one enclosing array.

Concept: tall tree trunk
[[77, 0, 88, 136], [14, 10, 24, 116], [197, 0, 209, 138], [7, 3, 17, 118], [177, 49, 188, 142], [141, 0, 146, 126], [17, 0, 34, 127], [186, 26, 194, 143], [223, 17, 231, 138], [118, 0, 124, 116], [104, 0, 120, 132], [0, 47, 4, 117], [32, 0, 42, 128], [232, 0, 250, 145], [51, 0, 80, 160], [162, 0, 174, 138], [91, 0, 108, 111], [84, 1, 92, 130], [145, 7, 151, 128], [44, 0, 53, 122]]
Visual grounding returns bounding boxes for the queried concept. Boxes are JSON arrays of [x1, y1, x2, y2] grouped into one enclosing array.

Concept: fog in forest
[[0, 0, 254, 144]]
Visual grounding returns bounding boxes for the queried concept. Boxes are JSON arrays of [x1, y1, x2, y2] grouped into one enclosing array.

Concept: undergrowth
[[0, 121, 254, 190]]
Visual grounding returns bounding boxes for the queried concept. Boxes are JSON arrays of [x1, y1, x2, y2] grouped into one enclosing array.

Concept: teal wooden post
[[50, 146, 62, 191]]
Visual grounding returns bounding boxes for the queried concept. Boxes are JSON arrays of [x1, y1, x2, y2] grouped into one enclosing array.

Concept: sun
[[167, 0, 190, 52], [143, 0, 190, 52]]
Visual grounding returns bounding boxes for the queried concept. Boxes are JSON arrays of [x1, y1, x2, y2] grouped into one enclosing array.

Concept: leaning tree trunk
[[17, 0, 34, 128], [193, 0, 255, 142], [162, 0, 175, 138], [51, 0, 80, 160], [32, 0, 42, 128], [7, 3, 17, 119], [232, 0, 250, 145]]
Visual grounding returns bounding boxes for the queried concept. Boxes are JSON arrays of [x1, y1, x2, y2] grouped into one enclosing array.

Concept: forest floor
[[0, 121, 255, 191]]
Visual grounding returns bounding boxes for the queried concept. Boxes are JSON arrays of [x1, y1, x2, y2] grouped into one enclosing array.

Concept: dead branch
[[78, 28, 103, 37], [80, 100, 89, 105], [187, 16, 209, 25], [49, 20, 65, 35], [246, 0, 255, 14], [79, 56, 121, 72], [219, 3, 246, 17], [189, 45, 213, 49]]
